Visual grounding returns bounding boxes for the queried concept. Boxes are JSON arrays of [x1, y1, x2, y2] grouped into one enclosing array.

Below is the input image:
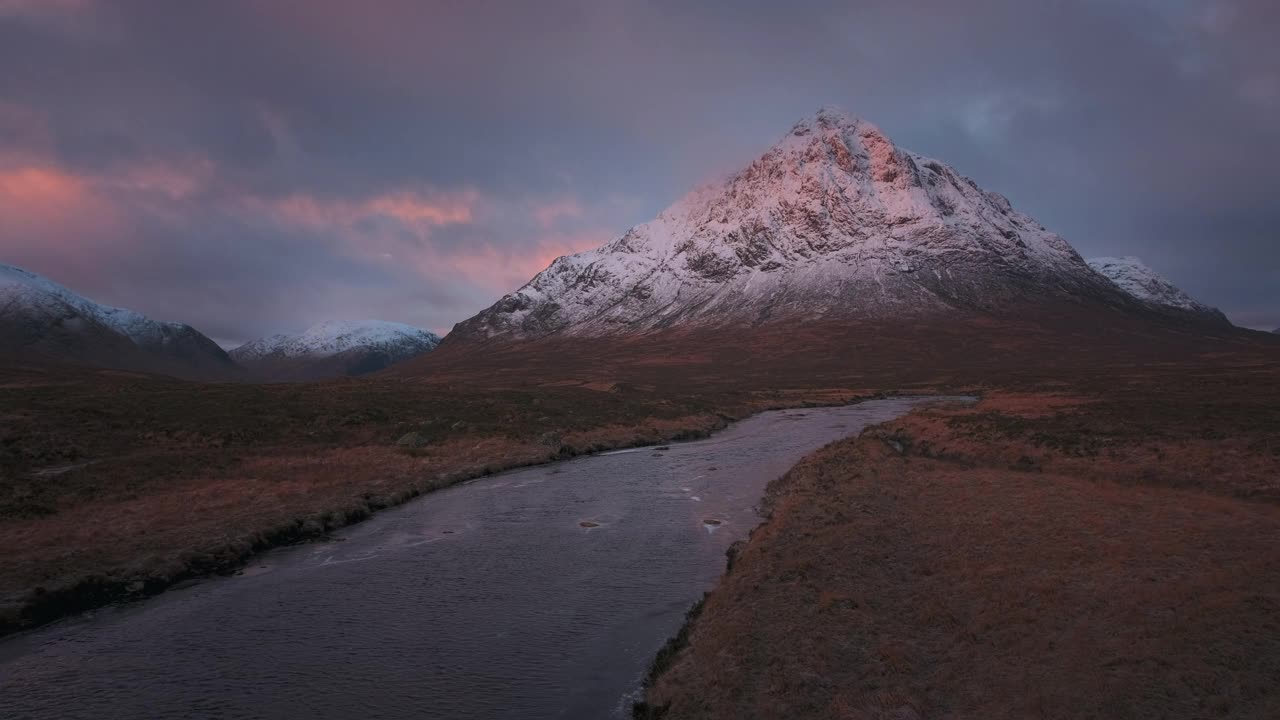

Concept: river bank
[[0, 362, 913, 638], [638, 366, 1280, 718], [1, 400, 959, 720], [1, 413, 725, 637], [6, 318, 1278, 658]]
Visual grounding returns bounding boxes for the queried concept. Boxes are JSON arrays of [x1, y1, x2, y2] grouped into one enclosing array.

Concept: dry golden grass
[[642, 372, 1280, 719]]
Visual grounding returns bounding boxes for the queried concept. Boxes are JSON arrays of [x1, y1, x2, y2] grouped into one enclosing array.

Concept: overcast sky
[[1, 0, 1276, 343]]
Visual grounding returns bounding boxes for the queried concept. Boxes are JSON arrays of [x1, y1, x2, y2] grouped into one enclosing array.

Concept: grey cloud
[[0, 0, 1275, 336]]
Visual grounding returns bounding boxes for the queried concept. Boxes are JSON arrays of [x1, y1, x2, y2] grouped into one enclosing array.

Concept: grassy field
[[3, 313, 1278, 653], [0, 364, 763, 634], [639, 362, 1280, 719]]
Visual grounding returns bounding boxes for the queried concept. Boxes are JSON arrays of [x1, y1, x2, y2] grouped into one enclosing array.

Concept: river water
[[0, 397, 962, 719]]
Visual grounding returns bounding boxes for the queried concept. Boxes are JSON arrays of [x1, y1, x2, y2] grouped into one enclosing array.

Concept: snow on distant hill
[[450, 108, 1138, 342], [0, 263, 237, 379], [231, 320, 441, 381], [1086, 257, 1229, 324]]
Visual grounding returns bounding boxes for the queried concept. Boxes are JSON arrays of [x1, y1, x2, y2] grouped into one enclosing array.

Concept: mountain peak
[[230, 319, 441, 381], [448, 112, 1144, 342], [790, 105, 871, 134]]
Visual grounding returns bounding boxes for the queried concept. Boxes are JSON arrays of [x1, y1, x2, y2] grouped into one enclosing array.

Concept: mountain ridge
[[449, 108, 1145, 344], [1086, 256, 1228, 325], [0, 263, 237, 380], [231, 320, 441, 381]]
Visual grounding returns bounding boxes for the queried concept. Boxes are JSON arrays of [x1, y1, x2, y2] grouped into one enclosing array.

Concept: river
[[0, 397, 965, 719]]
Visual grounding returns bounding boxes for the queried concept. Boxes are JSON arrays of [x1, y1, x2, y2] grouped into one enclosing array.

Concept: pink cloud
[[394, 226, 611, 298], [106, 155, 217, 200], [531, 196, 585, 229], [0, 165, 122, 238], [0, 115, 210, 279], [0, 113, 624, 330], [366, 190, 477, 225], [0, 164, 134, 289], [0, 103, 215, 205], [523, 229, 610, 276], [0, 166, 87, 207], [263, 187, 480, 234], [258, 185, 617, 297], [397, 196, 618, 296]]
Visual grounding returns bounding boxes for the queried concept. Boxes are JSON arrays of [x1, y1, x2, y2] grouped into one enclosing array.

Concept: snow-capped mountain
[[1086, 257, 1229, 324], [450, 108, 1131, 342], [231, 320, 441, 381], [0, 263, 237, 379]]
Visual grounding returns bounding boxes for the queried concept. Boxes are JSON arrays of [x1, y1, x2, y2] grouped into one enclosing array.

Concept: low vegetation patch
[[642, 369, 1280, 718]]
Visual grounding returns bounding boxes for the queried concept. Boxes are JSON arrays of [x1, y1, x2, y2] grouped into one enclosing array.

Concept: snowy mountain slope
[[231, 320, 441, 381], [0, 264, 237, 379], [450, 108, 1130, 342], [1086, 257, 1229, 324]]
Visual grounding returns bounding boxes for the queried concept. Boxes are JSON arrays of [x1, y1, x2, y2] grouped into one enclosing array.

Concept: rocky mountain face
[[0, 264, 237, 380], [450, 108, 1136, 343], [231, 320, 441, 381], [1086, 257, 1230, 325]]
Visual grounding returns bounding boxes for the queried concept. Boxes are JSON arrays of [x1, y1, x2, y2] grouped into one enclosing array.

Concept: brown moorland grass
[[2, 312, 1278, 643], [0, 366, 767, 634], [640, 368, 1280, 719]]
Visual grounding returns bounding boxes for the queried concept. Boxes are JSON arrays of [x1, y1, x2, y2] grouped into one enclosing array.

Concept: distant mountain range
[[0, 109, 1249, 381], [230, 321, 441, 382], [0, 264, 439, 381], [449, 108, 1229, 344]]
